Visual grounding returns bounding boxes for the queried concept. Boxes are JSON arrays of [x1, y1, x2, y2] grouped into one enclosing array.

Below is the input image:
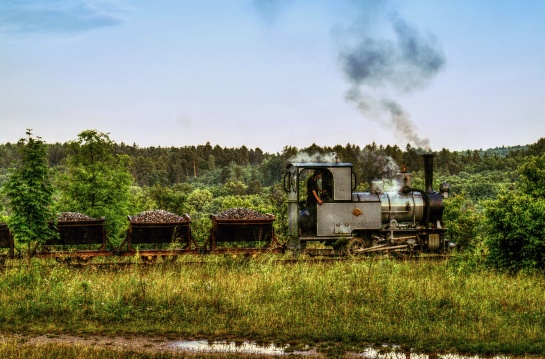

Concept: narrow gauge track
[[0, 252, 453, 271]]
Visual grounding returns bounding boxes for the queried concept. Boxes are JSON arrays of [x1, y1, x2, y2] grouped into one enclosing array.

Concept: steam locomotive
[[283, 154, 450, 255]]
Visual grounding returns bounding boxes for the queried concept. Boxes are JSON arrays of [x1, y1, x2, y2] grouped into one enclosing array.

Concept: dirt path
[[5, 333, 183, 353]]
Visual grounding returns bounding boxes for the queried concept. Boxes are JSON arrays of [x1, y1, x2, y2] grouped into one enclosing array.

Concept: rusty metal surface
[[122, 215, 196, 254], [46, 220, 106, 246], [34, 219, 110, 258], [0, 224, 13, 249], [128, 221, 192, 245], [0, 224, 15, 259], [118, 248, 201, 257], [209, 215, 276, 244], [32, 249, 114, 259]]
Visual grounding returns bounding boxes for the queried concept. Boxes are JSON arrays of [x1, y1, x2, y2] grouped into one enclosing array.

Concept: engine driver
[[306, 170, 323, 234]]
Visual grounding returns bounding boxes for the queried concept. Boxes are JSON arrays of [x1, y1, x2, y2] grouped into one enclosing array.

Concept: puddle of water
[[355, 346, 511, 359], [174, 340, 314, 356], [173, 340, 513, 358]]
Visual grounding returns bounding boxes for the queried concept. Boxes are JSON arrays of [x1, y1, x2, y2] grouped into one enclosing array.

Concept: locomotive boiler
[[283, 154, 450, 255]]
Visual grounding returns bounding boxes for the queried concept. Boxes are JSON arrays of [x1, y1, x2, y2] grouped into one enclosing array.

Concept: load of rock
[[215, 208, 273, 220], [130, 210, 189, 223], [58, 212, 97, 222]]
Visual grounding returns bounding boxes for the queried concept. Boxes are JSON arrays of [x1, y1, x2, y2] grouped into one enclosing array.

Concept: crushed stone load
[[58, 212, 97, 221], [131, 210, 190, 223], [215, 208, 273, 220]]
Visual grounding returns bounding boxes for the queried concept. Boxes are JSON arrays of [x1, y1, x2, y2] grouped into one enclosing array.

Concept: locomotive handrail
[[283, 172, 290, 192], [351, 171, 357, 191]]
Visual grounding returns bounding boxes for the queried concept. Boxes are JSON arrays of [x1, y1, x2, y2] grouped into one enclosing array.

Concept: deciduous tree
[[484, 153, 545, 272], [55, 130, 132, 243]]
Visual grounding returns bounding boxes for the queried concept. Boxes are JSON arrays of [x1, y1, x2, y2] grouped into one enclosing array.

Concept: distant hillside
[[480, 145, 528, 158]]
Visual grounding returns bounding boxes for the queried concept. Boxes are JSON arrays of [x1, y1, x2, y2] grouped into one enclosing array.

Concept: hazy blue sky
[[1, 1, 544, 153]]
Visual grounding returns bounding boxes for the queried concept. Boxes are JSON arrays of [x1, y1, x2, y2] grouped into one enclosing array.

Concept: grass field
[[0, 254, 544, 357]]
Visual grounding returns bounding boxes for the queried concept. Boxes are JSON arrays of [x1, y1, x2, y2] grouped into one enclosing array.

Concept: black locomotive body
[[283, 154, 450, 255]]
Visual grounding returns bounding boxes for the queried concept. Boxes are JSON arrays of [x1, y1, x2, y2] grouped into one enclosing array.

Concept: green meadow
[[1, 255, 544, 358]]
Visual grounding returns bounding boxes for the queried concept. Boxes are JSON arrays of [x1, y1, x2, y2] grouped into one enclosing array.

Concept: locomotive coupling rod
[[355, 244, 408, 253], [354, 244, 388, 253]]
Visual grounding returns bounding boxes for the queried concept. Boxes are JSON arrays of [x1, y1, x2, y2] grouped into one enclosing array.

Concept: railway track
[[0, 250, 453, 271]]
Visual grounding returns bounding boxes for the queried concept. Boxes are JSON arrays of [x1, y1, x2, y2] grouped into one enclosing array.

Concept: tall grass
[[0, 255, 544, 356]]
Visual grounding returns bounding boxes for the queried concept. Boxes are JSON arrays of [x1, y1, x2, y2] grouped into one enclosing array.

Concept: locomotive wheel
[[340, 237, 367, 256]]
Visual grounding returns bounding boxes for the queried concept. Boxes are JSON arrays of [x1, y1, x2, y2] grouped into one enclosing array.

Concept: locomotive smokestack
[[422, 153, 435, 193]]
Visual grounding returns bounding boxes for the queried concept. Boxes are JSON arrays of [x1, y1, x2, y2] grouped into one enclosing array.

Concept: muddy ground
[[1, 333, 324, 357]]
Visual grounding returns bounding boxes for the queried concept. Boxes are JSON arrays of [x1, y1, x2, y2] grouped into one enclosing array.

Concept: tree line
[[2, 135, 541, 190]]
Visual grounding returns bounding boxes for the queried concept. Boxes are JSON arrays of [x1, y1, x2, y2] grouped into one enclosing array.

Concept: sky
[[1, 0, 544, 154]]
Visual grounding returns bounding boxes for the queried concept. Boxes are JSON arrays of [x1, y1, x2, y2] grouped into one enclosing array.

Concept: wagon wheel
[[141, 255, 157, 265], [340, 237, 367, 257], [161, 255, 177, 263], [77, 256, 93, 265], [55, 256, 73, 264]]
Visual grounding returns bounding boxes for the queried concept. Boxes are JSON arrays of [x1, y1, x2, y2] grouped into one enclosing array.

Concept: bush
[[484, 191, 545, 272], [442, 192, 484, 251], [482, 154, 545, 272]]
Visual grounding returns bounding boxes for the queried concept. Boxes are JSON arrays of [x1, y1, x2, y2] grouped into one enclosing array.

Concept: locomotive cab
[[284, 162, 375, 240]]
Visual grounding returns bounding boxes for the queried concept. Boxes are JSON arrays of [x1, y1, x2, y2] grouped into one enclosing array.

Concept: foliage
[[186, 188, 214, 213], [518, 153, 545, 198], [446, 170, 516, 201], [484, 192, 545, 272], [1, 130, 57, 245], [54, 130, 133, 243], [126, 186, 157, 216], [442, 192, 484, 251], [143, 183, 191, 215], [483, 153, 545, 272]]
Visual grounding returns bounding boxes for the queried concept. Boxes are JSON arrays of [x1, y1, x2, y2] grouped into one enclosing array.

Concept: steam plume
[[341, 13, 445, 150], [289, 151, 338, 163], [359, 150, 399, 179]]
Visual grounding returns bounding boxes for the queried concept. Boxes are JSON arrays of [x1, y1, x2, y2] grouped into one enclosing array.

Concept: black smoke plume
[[251, 1, 445, 150], [341, 13, 445, 150]]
